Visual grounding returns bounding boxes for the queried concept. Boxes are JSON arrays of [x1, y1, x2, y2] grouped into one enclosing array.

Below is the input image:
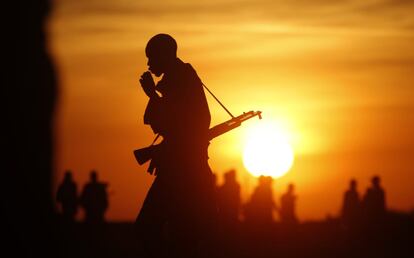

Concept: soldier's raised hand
[[139, 71, 157, 98]]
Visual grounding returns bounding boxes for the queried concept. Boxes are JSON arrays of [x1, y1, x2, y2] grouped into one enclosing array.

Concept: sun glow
[[243, 122, 294, 178]]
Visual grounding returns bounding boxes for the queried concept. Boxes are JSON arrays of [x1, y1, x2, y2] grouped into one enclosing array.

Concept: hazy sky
[[50, 0, 414, 221]]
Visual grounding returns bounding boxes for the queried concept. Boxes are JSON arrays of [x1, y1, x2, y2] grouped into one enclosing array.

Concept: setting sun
[[242, 122, 294, 178]]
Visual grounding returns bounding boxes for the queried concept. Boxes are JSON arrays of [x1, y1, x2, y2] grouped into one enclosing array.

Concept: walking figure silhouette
[[135, 34, 218, 258]]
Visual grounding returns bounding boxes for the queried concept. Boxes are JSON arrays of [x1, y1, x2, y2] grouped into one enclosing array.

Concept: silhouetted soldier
[[279, 183, 298, 225], [135, 34, 217, 258], [217, 169, 241, 228], [56, 170, 78, 223], [80, 170, 108, 224], [341, 179, 361, 228], [363, 175, 386, 223], [244, 176, 276, 225]]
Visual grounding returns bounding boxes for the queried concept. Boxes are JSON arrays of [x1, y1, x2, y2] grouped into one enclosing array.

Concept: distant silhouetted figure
[[341, 179, 361, 227], [217, 169, 241, 228], [135, 34, 217, 258], [279, 183, 298, 225], [244, 176, 276, 225], [80, 171, 108, 224], [57, 170, 78, 223], [363, 175, 386, 223]]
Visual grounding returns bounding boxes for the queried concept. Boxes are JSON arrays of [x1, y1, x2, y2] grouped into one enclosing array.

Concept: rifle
[[134, 110, 262, 166]]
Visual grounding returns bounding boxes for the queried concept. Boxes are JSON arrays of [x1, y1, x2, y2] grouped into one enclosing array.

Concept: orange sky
[[50, 0, 414, 221]]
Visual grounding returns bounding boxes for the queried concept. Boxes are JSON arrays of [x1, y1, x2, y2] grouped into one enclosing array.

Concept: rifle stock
[[133, 145, 156, 165]]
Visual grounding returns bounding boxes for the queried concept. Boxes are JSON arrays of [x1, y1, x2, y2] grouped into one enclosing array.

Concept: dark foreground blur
[[57, 211, 413, 258]]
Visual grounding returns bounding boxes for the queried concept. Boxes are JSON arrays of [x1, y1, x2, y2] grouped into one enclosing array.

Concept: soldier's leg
[[168, 212, 198, 258], [135, 177, 167, 258]]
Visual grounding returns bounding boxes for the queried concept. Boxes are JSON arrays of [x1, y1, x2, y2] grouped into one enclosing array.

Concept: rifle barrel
[[208, 110, 262, 140]]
